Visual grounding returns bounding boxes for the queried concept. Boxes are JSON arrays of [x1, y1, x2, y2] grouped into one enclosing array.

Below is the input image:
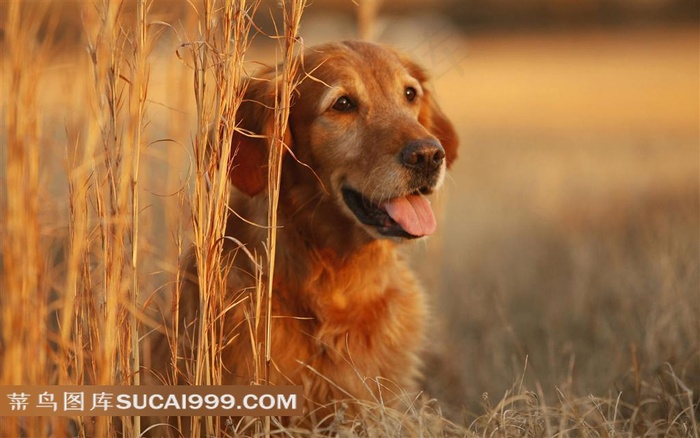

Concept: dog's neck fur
[[229, 186, 424, 382], [225, 174, 412, 315]]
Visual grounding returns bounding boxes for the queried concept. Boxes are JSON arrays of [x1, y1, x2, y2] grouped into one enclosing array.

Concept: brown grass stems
[[260, 2, 306, 435], [2, 2, 53, 436], [0, 1, 697, 437], [180, 0, 259, 435]]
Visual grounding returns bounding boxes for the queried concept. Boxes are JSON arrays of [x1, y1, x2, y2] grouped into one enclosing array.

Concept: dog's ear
[[227, 71, 293, 196], [402, 58, 459, 168]]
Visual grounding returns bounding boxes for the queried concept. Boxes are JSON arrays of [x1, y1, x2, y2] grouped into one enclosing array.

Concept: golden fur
[[174, 40, 458, 421]]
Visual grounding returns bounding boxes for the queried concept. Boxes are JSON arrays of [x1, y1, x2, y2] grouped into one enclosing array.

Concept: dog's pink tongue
[[384, 194, 437, 237]]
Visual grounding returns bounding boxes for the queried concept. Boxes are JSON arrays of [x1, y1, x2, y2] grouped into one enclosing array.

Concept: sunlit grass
[[1, 1, 697, 436]]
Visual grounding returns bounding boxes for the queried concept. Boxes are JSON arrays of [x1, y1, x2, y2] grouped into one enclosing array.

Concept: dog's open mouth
[[341, 187, 437, 239]]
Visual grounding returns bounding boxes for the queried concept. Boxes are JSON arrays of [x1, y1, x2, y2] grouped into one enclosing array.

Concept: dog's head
[[229, 41, 458, 240]]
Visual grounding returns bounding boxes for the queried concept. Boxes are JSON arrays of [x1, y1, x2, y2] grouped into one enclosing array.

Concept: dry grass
[[1, 1, 698, 437], [171, 1, 257, 435], [421, 24, 699, 437]]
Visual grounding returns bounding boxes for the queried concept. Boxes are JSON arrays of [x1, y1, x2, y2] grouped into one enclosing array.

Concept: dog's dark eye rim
[[332, 95, 356, 112], [405, 86, 418, 102]]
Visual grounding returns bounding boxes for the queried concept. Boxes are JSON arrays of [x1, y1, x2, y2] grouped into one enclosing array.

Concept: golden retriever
[[175, 40, 458, 423]]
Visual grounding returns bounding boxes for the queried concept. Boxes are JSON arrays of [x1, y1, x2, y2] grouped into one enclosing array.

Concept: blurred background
[[2, 0, 698, 422]]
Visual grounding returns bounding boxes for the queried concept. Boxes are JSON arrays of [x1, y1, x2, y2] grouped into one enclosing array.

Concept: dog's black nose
[[400, 139, 445, 173]]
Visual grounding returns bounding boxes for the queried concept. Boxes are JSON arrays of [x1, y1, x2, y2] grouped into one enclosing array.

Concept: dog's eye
[[332, 96, 356, 112], [405, 87, 417, 102]]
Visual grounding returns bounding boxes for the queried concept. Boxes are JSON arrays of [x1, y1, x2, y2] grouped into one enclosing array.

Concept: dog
[[174, 40, 458, 424]]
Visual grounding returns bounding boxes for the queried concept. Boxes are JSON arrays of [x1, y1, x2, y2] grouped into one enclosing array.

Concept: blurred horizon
[[1, 0, 697, 46]]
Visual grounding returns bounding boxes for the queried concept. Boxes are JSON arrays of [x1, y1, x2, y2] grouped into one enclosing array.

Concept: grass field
[[424, 26, 699, 423], [1, 1, 698, 436]]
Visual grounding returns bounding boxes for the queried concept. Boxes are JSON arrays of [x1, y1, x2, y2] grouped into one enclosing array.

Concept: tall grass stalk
[[76, 0, 153, 435], [125, 1, 151, 436], [259, 1, 306, 435], [265, 0, 306, 382], [182, 0, 258, 435], [176, 1, 306, 435], [1, 1, 52, 436], [357, 0, 380, 40]]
